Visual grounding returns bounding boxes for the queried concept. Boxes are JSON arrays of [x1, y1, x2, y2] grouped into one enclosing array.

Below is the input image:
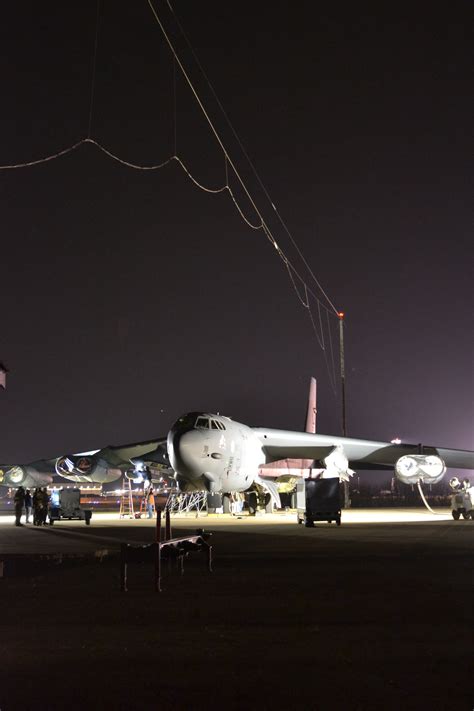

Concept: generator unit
[[49, 488, 92, 525], [296, 477, 341, 527]]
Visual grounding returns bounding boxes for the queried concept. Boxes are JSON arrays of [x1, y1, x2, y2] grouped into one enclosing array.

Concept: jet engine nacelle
[[55, 455, 122, 484], [0, 465, 52, 488], [394, 455, 446, 485], [125, 467, 151, 484]]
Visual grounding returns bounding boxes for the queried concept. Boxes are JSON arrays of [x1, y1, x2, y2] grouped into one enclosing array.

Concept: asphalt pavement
[[0, 510, 472, 710]]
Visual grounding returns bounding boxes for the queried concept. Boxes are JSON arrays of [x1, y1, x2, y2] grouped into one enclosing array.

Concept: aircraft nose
[[167, 428, 203, 479]]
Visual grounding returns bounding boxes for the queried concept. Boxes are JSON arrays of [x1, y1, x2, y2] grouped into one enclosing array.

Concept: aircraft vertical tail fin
[[305, 377, 317, 434]]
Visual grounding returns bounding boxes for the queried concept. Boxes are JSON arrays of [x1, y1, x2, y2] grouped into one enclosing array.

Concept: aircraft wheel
[[336, 516, 341, 526], [462, 511, 470, 520], [452, 510, 460, 520], [304, 515, 314, 528]]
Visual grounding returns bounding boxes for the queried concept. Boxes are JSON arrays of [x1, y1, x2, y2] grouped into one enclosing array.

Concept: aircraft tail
[[305, 377, 317, 434]]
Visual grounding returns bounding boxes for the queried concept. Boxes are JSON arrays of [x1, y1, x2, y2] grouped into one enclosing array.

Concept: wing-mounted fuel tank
[[55, 454, 122, 484], [394, 454, 446, 485]]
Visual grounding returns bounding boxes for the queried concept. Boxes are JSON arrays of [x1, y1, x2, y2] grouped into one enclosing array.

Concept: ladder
[[119, 479, 135, 519]]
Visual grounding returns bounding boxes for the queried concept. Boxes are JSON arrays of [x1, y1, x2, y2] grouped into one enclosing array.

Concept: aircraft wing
[[253, 428, 474, 469], [0, 459, 57, 488], [0, 437, 170, 488]]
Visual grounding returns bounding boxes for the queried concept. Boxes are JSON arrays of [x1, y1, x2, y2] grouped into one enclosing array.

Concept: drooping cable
[[0, 0, 342, 359], [165, 0, 339, 317], [0, 134, 336, 332], [145, 0, 339, 330], [0, 140, 86, 169], [417, 481, 446, 516]]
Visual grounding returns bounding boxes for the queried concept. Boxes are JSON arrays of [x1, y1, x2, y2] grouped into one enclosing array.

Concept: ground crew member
[[147, 487, 155, 519], [33, 488, 42, 525], [39, 488, 50, 525], [13, 486, 26, 526], [24, 488, 32, 524]]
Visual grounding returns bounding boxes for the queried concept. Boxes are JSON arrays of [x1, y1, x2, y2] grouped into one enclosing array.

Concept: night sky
[[1, 2, 472, 464]]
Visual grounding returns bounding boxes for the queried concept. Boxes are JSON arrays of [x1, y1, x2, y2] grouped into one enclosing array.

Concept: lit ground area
[[0, 510, 472, 710]]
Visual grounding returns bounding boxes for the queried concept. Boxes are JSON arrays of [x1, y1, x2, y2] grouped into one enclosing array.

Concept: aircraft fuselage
[[167, 412, 264, 494]]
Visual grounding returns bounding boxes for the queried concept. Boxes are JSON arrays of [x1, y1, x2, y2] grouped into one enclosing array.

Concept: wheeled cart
[[49, 488, 92, 525], [450, 489, 474, 520], [296, 478, 341, 527]]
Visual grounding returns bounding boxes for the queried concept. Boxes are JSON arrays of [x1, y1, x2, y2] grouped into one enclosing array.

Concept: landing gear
[[248, 492, 258, 516]]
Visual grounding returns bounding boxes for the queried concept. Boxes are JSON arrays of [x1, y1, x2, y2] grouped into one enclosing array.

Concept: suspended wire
[[165, 0, 339, 317], [305, 286, 325, 349], [173, 155, 227, 194], [317, 300, 326, 350], [286, 263, 309, 308], [0, 1, 341, 336], [85, 138, 174, 170], [0, 140, 86, 169], [146, 0, 338, 325], [88, 0, 101, 139], [0, 133, 336, 324]]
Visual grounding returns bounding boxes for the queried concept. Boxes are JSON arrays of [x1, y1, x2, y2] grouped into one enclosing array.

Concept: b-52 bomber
[[1, 389, 473, 505]]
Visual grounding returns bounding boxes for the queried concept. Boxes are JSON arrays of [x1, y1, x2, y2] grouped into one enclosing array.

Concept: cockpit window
[[217, 422, 226, 430], [212, 420, 222, 430], [195, 417, 210, 429]]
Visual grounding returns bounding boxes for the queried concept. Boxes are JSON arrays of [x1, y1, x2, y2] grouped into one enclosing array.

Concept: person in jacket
[[33, 488, 43, 526], [147, 487, 155, 519], [24, 488, 32, 524], [13, 486, 26, 526]]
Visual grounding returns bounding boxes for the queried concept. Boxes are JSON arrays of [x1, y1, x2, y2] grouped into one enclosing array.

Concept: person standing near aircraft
[[24, 488, 32, 524], [40, 488, 50, 525], [32, 488, 40, 525], [33, 487, 46, 525], [147, 487, 155, 519], [13, 486, 25, 526]]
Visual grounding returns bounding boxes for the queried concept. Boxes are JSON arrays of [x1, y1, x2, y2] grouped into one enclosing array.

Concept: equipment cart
[[450, 487, 474, 520], [296, 477, 341, 527], [49, 488, 92, 525]]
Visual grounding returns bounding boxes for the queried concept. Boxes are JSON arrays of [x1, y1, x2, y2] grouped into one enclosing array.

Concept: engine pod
[[395, 455, 446, 485]]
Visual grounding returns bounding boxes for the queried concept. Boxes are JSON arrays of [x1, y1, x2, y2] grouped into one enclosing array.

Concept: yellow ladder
[[119, 479, 135, 519]]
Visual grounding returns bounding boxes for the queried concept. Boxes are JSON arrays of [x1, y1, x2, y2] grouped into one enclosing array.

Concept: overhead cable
[[145, 0, 339, 325], [165, 0, 340, 317]]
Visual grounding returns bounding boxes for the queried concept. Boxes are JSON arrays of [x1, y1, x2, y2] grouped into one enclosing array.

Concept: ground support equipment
[[49, 488, 92, 525], [119, 479, 141, 519], [120, 509, 213, 592], [296, 477, 342, 527]]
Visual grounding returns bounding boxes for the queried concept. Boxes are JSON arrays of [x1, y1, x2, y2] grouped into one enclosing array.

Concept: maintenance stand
[[120, 509, 213, 592]]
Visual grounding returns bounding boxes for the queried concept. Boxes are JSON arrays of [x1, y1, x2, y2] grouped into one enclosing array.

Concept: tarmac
[[0, 509, 472, 710]]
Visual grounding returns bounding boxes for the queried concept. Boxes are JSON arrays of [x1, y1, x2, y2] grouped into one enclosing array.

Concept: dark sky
[[1, 1, 472, 463]]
